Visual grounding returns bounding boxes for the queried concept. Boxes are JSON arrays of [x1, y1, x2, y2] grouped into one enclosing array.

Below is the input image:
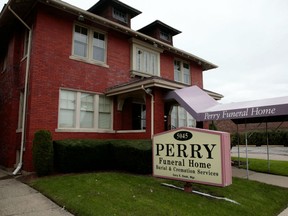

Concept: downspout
[[141, 85, 154, 139], [8, 6, 32, 175]]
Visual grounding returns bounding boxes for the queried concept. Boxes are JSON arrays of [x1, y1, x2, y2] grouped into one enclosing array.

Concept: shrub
[[231, 130, 288, 146], [110, 140, 152, 174], [32, 130, 54, 176], [53, 139, 152, 174], [54, 139, 113, 173]]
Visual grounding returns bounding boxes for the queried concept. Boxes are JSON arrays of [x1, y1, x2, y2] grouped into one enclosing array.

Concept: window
[[23, 30, 29, 58], [112, 8, 128, 23], [72, 24, 106, 64], [170, 106, 196, 129], [17, 92, 24, 130], [131, 39, 162, 77], [174, 60, 191, 84], [132, 103, 146, 130], [160, 31, 171, 42], [58, 89, 112, 131], [0, 51, 7, 73]]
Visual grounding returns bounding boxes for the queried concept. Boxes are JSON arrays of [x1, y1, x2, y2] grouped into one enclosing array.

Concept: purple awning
[[165, 86, 288, 123]]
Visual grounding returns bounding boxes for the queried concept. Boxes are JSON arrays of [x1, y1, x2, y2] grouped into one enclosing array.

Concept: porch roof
[[105, 77, 223, 100], [165, 85, 288, 123]]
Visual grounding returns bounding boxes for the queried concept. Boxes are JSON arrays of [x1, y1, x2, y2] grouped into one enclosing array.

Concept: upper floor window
[[160, 31, 171, 42], [113, 8, 128, 23], [58, 89, 112, 131], [131, 39, 162, 77], [72, 24, 106, 65], [174, 60, 191, 84]]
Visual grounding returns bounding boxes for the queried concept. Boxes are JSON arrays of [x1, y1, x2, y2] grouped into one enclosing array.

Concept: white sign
[[153, 127, 232, 187]]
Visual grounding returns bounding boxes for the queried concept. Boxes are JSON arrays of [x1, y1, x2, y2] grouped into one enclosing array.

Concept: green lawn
[[232, 157, 288, 176], [30, 172, 288, 216]]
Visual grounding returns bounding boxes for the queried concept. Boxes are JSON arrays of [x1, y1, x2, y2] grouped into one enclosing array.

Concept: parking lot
[[231, 145, 288, 161]]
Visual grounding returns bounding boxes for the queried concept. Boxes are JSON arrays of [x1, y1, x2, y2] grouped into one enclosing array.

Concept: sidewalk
[[231, 146, 288, 216], [232, 166, 288, 216], [0, 169, 73, 216]]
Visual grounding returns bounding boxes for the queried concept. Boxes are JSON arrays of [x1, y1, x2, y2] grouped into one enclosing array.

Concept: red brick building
[[0, 0, 222, 172]]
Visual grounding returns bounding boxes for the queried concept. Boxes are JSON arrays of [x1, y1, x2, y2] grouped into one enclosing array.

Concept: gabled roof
[[138, 20, 181, 36], [88, 0, 141, 18]]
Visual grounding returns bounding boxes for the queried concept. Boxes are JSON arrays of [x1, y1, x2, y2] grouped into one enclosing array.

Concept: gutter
[[8, 6, 32, 175], [142, 85, 154, 139]]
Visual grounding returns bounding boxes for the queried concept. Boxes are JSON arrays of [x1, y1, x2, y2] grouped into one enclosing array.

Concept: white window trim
[[112, 7, 128, 23], [174, 59, 191, 85], [57, 88, 113, 132], [170, 106, 196, 129], [16, 92, 24, 133], [130, 38, 163, 77], [70, 23, 109, 68]]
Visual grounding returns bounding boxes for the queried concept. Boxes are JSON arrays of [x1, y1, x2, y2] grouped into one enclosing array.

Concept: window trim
[[57, 88, 113, 132], [112, 7, 128, 23], [130, 38, 163, 78], [170, 105, 196, 129], [160, 31, 171, 42], [70, 23, 108, 67], [174, 59, 191, 85]]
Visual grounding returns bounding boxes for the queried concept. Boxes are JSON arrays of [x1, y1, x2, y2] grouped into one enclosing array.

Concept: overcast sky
[[1, 0, 288, 103]]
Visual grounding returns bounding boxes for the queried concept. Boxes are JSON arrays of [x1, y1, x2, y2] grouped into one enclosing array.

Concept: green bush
[[32, 130, 54, 176], [53, 139, 152, 174], [231, 130, 288, 146], [54, 139, 113, 173], [110, 140, 152, 174]]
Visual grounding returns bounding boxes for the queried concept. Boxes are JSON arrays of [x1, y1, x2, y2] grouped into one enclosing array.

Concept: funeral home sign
[[153, 128, 232, 187]]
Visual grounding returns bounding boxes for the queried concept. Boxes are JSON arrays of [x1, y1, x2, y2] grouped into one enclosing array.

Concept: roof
[[166, 85, 288, 124], [0, 0, 218, 71], [88, 0, 141, 18], [138, 20, 182, 36]]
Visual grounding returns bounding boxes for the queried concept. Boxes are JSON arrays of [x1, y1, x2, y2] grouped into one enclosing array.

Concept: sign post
[[153, 127, 232, 188]]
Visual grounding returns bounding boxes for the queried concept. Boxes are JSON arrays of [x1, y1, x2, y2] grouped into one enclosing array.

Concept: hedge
[[32, 130, 54, 176], [231, 130, 288, 146], [54, 139, 152, 174]]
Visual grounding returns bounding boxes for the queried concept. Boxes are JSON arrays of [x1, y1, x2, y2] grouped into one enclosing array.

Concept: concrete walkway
[[231, 145, 288, 216], [0, 169, 73, 216]]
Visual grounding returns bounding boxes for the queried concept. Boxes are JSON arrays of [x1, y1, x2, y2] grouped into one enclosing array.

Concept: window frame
[[16, 91, 24, 132], [57, 89, 113, 132], [174, 59, 191, 85], [160, 31, 171, 42], [112, 7, 128, 23], [131, 38, 163, 78], [71, 23, 108, 67], [170, 106, 196, 129]]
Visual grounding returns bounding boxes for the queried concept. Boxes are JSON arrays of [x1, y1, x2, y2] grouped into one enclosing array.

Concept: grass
[[30, 172, 288, 216], [232, 157, 288, 176]]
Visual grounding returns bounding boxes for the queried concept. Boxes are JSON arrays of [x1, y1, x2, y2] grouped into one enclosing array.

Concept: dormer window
[[112, 7, 128, 23], [160, 31, 171, 42]]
